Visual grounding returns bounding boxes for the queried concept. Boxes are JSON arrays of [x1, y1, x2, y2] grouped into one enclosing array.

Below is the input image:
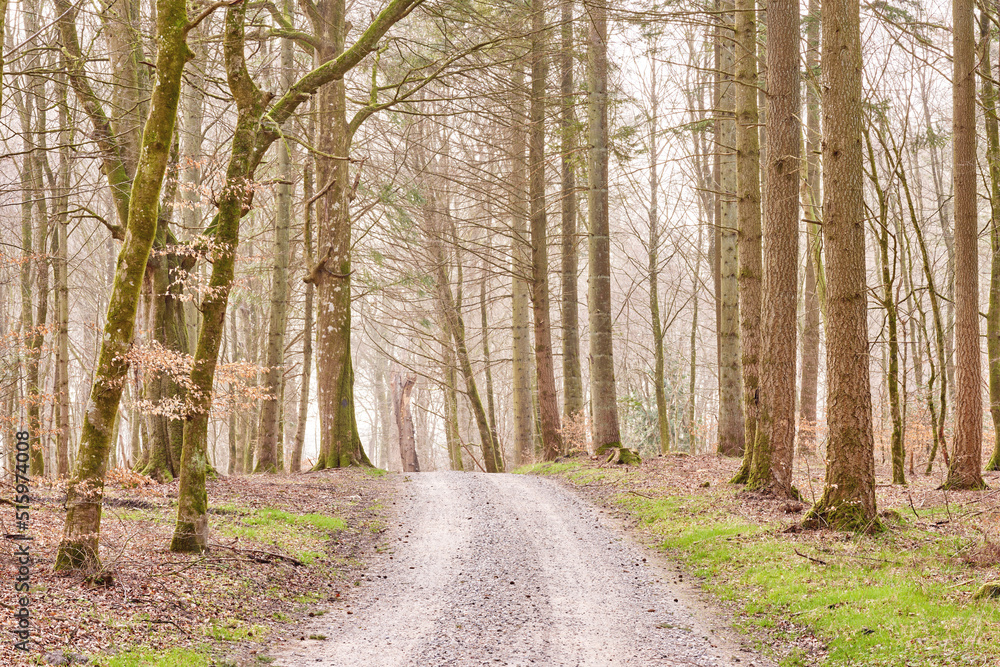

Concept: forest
[[2, 0, 1000, 661]]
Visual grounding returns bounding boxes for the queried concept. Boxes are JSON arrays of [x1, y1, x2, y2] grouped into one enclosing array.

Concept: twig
[[794, 549, 828, 566], [460, 444, 487, 473], [906, 489, 920, 520], [628, 489, 656, 500], [208, 543, 304, 566]]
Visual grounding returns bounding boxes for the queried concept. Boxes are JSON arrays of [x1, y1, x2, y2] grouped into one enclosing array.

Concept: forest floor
[[5, 451, 999, 666], [0, 467, 397, 666], [520, 451, 1000, 667]]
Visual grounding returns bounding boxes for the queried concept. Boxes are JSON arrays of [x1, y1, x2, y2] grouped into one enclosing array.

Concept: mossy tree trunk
[[55, 0, 193, 571], [171, 0, 269, 552]]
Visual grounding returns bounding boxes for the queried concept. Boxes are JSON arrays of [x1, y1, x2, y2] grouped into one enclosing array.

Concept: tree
[[647, 42, 670, 455], [392, 373, 420, 472], [559, 0, 584, 424], [731, 0, 761, 483], [715, 0, 745, 457], [747, 0, 798, 497], [943, 0, 985, 490], [804, 0, 878, 531], [56, 0, 196, 571], [529, 0, 563, 460], [798, 0, 822, 453], [587, 0, 621, 451], [256, 0, 296, 473], [982, 7, 1000, 472]]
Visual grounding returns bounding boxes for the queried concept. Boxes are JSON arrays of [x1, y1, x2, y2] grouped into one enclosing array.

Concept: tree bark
[[171, 0, 270, 553], [392, 373, 419, 472], [559, 0, 584, 423], [587, 0, 621, 450], [529, 0, 563, 461], [798, 0, 822, 453], [647, 47, 669, 455], [731, 0, 761, 484], [804, 0, 878, 530], [510, 63, 534, 464], [56, 0, 193, 571], [982, 9, 1000, 472], [944, 0, 985, 490], [715, 0, 745, 457], [256, 4, 295, 472], [747, 0, 798, 497]]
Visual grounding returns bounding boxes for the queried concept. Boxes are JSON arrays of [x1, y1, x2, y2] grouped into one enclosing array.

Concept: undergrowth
[[522, 459, 1000, 667], [214, 505, 346, 564]]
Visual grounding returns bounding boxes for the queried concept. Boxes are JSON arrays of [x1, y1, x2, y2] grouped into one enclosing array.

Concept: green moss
[[363, 467, 388, 477], [99, 648, 209, 667], [215, 506, 346, 563], [512, 461, 584, 475], [204, 618, 269, 641], [529, 466, 1000, 666]]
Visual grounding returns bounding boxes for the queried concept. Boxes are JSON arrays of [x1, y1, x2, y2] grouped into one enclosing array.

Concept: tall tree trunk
[[511, 64, 534, 464], [55, 64, 72, 478], [480, 258, 499, 446], [804, 0, 878, 530], [587, 0, 621, 450], [429, 194, 504, 472], [226, 321, 237, 475], [731, 0, 762, 484], [559, 0, 583, 422], [798, 0, 822, 453], [442, 341, 464, 471], [944, 0, 985, 490], [529, 0, 563, 461], [715, 0, 745, 457], [171, 0, 270, 553], [864, 126, 905, 485], [310, 0, 372, 470], [256, 28, 294, 472], [56, 0, 193, 571], [982, 8, 1000, 471], [747, 0, 798, 497], [647, 47, 669, 455], [292, 135, 316, 474]]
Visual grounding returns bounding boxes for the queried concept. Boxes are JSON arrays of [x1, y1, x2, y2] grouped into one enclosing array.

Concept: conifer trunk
[[587, 0, 621, 449], [732, 0, 761, 484], [805, 0, 878, 530], [944, 0, 985, 490], [747, 0, 798, 497]]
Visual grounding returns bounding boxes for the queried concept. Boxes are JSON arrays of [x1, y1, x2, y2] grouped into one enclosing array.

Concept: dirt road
[[273, 472, 773, 666]]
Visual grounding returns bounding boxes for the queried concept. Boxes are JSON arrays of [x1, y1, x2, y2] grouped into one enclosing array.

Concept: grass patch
[[98, 647, 209, 667], [363, 467, 388, 478], [204, 618, 270, 642], [216, 506, 345, 563], [532, 464, 1000, 666]]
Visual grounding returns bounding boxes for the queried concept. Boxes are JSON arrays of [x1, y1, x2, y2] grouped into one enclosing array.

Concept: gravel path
[[272, 472, 774, 666]]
